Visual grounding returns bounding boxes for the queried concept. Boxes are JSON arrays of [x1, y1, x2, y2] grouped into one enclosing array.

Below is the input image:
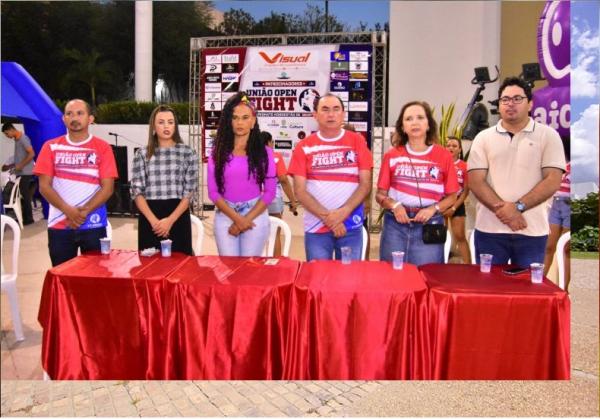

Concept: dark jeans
[[48, 227, 107, 266], [474, 229, 547, 267], [19, 175, 34, 224]]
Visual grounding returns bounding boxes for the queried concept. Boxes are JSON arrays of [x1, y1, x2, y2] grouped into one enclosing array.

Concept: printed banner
[[200, 44, 373, 162]]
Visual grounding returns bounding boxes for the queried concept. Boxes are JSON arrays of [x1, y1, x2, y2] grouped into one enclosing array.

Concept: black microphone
[[109, 132, 118, 136]]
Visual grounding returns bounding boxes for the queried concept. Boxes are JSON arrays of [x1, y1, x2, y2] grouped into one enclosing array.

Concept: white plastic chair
[[265, 216, 292, 257], [361, 225, 368, 261], [444, 229, 452, 263], [556, 231, 570, 290], [190, 214, 204, 255], [1, 214, 25, 341], [3, 177, 23, 229]]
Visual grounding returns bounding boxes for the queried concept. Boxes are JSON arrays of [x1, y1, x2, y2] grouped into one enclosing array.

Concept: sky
[[570, 1, 599, 185], [213, 0, 390, 30]]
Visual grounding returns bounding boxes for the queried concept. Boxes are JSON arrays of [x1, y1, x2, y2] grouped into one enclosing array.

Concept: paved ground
[[1, 206, 598, 416]]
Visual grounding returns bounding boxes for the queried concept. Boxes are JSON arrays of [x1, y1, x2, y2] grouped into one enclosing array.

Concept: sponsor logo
[[221, 92, 236, 101], [222, 82, 239, 92], [351, 81, 367, 91], [205, 74, 221, 83], [330, 71, 349, 81], [205, 93, 221, 102], [205, 101, 222, 111], [331, 61, 349, 71], [331, 80, 348, 91], [259, 51, 311, 64], [222, 54, 239, 63], [275, 140, 293, 149], [204, 82, 222, 92], [349, 111, 368, 122], [206, 64, 221, 73], [280, 120, 288, 128], [297, 131, 306, 139], [350, 121, 368, 132], [205, 55, 221, 64], [332, 91, 349, 102], [222, 63, 238, 73], [277, 131, 290, 139], [221, 73, 239, 82], [267, 120, 280, 128], [429, 166, 440, 179], [350, 90, 367, 101], [349, 51, 369, 61], [349, 101, 368, 112], [289, 122, 304, 129], [277, 72, 291, 79], [298, 88, 320, 112], [350, 61, 368, 71], [349, 72, 368, 81], [330, 51, 348, 61]]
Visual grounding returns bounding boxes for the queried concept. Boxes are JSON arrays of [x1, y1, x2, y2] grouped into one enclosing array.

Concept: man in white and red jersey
[[34, 99, 118, 266], [288, 94, 373, 261]]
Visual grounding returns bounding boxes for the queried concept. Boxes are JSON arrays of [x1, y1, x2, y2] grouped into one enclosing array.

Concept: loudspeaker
[[111, 145, 128, 184]]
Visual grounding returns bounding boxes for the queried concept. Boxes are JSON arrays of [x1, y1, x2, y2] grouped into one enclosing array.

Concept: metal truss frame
[[189, 31, 387, 229]]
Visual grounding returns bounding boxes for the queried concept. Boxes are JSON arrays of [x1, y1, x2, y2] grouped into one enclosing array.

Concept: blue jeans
[[214, 197, 270, 256], [48, 227, 107, 267], [305, 227, 362, 261], [474, 229, 547, 266], [379, 211, 444, 266]]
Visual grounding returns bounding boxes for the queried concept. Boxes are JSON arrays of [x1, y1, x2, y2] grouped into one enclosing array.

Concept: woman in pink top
[[207, 92, 276, 256]]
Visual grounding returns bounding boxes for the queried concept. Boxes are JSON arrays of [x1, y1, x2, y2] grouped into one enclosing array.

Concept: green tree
[[571, 192, 599, 233], [60, 48, 118, 108], [218, 8, 256, 35]]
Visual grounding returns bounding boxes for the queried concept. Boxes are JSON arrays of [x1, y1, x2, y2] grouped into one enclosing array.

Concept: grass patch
[[572, 251, 599, 260]]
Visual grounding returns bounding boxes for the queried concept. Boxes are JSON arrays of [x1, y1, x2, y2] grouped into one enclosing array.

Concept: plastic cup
[[530, 263, 544, 284], [99, 237, 111, 255], [391, 251, 405, 270], [480, 253, 493, 273], [160, 239, 172, 257], [340, 246, 352, 265]]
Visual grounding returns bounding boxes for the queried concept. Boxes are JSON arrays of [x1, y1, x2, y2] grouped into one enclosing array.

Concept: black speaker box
[[111, 145, 128, 184]]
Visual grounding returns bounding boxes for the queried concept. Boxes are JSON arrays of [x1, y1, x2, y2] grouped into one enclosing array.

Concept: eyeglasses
[[499, 95, 528, 105]]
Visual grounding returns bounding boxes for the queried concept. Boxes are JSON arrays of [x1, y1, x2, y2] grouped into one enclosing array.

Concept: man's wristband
[[391, 201, 402, 210]]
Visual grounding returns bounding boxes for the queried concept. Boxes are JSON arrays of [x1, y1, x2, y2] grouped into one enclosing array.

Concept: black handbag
[[406, 155, 448, 245], [422, 223, 447, 244]]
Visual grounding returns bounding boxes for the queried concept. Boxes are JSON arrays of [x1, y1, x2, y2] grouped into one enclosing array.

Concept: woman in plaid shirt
[[207, 92, 276, 256], [130, 105, 199, 254]]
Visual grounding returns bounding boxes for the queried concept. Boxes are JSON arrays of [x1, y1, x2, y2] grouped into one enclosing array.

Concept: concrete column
[[135, 1, 153, 101]]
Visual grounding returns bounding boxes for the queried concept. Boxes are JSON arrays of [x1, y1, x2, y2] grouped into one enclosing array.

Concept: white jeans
[[214, 198, 270, 256]]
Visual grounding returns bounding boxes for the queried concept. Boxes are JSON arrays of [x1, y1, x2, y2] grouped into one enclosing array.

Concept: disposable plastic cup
[[480, 253, 493, 273], [99, 238, 111, 255], [340, 246, 352, 265], [391, 251, 405, 270], [160, 239, 173, 257], [530, 263, 544, 284]]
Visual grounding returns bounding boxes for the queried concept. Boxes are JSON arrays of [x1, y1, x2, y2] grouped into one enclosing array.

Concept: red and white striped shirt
[[555, 162, 570, 198]]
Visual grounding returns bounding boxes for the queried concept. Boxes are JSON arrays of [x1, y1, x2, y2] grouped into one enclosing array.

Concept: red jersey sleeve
[[356, 134, 374, 170], [287, 141, 307, 177], [459, 160, 468, 187], [97, 140, 119, 179], [32, 141, 55, 177], [443, 151, 460, 195], [274, 152, 287, 177], [377, 151, 392, 190]]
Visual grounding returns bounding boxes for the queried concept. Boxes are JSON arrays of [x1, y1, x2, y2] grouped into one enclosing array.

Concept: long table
[[38, 251, 570, 380]]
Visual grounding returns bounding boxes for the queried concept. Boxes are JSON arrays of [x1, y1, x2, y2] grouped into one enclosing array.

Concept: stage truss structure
[[189, 31, 388, 231]]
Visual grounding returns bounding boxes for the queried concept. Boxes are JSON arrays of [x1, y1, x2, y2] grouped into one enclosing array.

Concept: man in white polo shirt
[[467, 77, 566, 267]]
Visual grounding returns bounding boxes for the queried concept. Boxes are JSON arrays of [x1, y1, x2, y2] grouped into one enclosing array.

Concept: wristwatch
[[515, 200, 526, 212]]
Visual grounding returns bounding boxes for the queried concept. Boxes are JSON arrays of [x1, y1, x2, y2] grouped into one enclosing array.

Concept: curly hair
[[212, 91, 269, 195], [395, 101, 438, 147]]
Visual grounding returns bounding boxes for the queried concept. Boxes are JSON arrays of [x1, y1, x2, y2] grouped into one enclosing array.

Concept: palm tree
[[61, 48, 117, 107]]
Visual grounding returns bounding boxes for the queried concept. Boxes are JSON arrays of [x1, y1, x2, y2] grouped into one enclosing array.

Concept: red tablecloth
[[420, 264, 570, 380], [38, 251, 299, 380], [285, 260, 430, 379]]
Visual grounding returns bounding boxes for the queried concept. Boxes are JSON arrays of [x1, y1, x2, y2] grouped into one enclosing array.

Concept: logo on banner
[[349, 51, 369, 61], [298, 88, 320, 112], [331, 80, 349, 92], [331, 51, 348, 61], [205, 83, 222, 93], [222, 73, 239, 82], [259, 51, 311, 64], [222, 54, 239, 63], [277, 72, 291, 79], [206, 64, 221, 73], [223, 64, 238, 73], [330, 72, 349, 81], [350, 72, 368, 81], [349, 101, 368, 112], [206, 55, 221, 64], [205, 74, 221, 83], [350, 61, 368, 71]]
